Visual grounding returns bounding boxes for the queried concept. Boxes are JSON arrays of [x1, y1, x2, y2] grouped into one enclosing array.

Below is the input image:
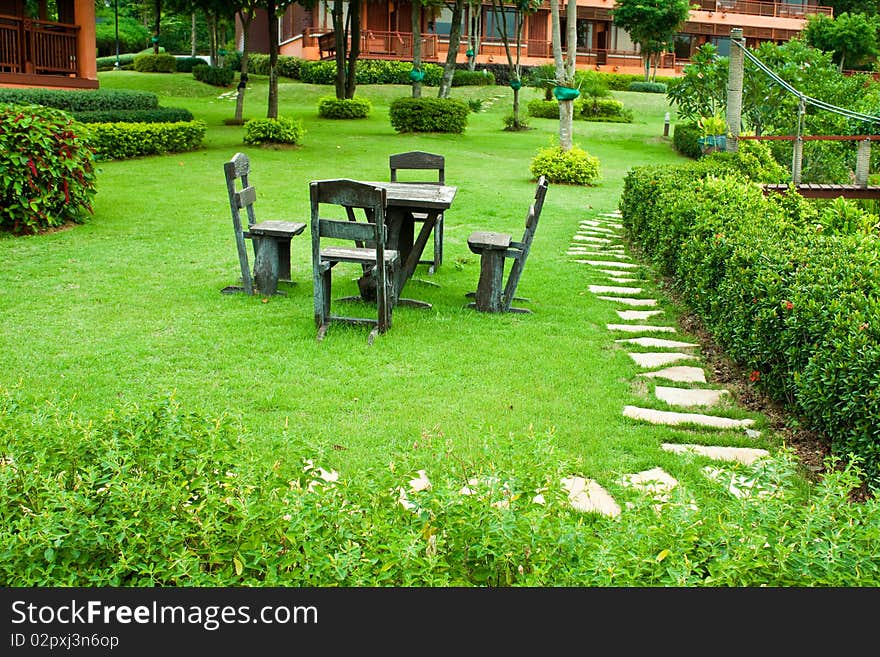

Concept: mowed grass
[[0, 71, 764, 490]]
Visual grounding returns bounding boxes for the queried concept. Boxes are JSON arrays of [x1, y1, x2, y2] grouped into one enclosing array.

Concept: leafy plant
[[0, 104, 97, 234], [243, 117, 305, 145], [317, 97, 371, 119], [698, 113, 728, 137], [529, 144, 600, 185]]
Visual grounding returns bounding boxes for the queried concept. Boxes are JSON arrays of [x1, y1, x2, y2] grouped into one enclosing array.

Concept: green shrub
[[192, 63, 234, 87], [276, 55, 305, 79], [246, 53, 270, 76], [627, 81, 667, 93], [673, 121, 702, 159], [452, 69, 495, 86], [73, 107, 194, 124], [0, 104, 97, 234], [132, 53, 178, 73], [0, 88, 158, 112], [389, 97, 469, 133], [317, 96, 371, 119], [527, 99, 559, 119], [529, 144, 600, 185], [174, 56, 207, 73], [298, 60, 336, 85], [578, 97, 633, 122], [243, 117, 305, 145], [95, 53, 138, 71], [84, 120, 207, 160]]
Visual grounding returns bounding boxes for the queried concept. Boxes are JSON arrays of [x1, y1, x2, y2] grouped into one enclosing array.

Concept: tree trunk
[[191, 11, 197, 57], [333, 0, 345, 99], [345, 0, 360, 99], [234, 11, 253, 124], [411, 2, 422, 98], [153, 0, 162, 54], [438, 0, 464, 98], [468, 11, 480, 71], [267, 2, 279, 118]]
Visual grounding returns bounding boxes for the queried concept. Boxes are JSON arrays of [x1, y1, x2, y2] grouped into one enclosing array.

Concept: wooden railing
[[0, 14, 78, 76], [691, 0, 833, 17]]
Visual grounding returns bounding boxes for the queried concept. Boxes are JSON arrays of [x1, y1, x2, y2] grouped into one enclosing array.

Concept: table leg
[[475, 249, 507, 312]]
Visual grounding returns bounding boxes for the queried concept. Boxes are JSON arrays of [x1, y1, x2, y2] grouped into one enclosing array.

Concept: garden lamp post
[[114, 0, 120, 70]]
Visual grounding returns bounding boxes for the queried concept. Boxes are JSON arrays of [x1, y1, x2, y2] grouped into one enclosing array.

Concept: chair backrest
[[310, 178, 390, 322], [224, 152, 258, 230], [389, 151, 445, 185], [502, 175, 549, 309]]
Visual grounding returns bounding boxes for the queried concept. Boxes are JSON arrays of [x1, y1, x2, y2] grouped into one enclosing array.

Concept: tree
[[803, 12, 880, 72], [328, 0, 361, 99], [549, 0, 577, 149], [437, 0, 466, 98], [490, 0, 542, 130], [611, 0, 690, 81]]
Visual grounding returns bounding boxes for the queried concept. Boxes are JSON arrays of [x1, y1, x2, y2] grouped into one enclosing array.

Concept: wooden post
[[856, 139, 871, 187], [726, 27, 744, 153], [792, 99, 805, 184]]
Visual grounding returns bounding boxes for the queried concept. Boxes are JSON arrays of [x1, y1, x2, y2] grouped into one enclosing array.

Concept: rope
[[733, 39, 880, 125]]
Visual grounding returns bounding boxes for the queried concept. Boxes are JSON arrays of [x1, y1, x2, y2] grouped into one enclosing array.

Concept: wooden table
[[358, 181, 457, 307]]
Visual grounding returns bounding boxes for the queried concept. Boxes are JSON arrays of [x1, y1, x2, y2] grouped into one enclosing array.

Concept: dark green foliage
[[84, 120, 207, 160], [132, 53, 178, 73], [0, 104, 97, 234], [578, 97, 634, 122], [452, 69, 496, 86], [628, 81, 667, 93], [242, 117, 305, 145], [389, 97, 469, 133], [174, 56, 208, 73], [620, 154, 880, 486], [673, 121, 703, 159], [73, 107, 194, 124], [529, 145, 600, 185], [317, 96, 371, 119], [192, 63, 234, 87], [0, 88, 158, 112]]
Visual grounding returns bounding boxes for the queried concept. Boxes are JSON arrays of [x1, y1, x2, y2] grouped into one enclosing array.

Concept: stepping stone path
[[558, 208, 773, 516]]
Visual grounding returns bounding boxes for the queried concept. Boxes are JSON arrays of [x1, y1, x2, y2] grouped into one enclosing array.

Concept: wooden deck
[[763, 183, 880, 199]]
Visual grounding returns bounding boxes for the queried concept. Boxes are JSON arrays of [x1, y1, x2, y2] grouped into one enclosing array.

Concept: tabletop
[[362, 181, 457, 210]]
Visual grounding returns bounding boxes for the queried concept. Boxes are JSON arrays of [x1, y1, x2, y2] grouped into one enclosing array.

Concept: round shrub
[[388, 97, 468, 133], [174, 56, 207, 73], [627, 81, 667, 93], [132, 53, 177, 73], [578, 97, 633, 122], [529, 144, 600, 186], [527, 99, 559, 119], [192, 63, 234, 87], [452, 69, 495, 86], [317, 96, 371, 119], [243, 117, 305, 146], [0, 104, 97, 234]]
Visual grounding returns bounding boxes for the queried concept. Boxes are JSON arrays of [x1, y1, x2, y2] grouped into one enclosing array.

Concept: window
[[485, 7, 517, 39]]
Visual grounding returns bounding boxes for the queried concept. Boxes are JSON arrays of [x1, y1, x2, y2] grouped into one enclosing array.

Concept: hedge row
[[83, 120, 207, 160], [527, 97, 633, 122], [619, 144, 880, 487], [0, 88, 158, 112], [389, 97, 468, 133], [73, 107, 194, 124]]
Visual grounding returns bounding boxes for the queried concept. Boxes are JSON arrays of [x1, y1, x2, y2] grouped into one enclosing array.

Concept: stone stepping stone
[[573, 235, 613, 243], [599, 296, 658, 306], [578, 223, 618, 234], [655, 386, 729, 408], [561, 476, 621, 517], [617, 309, 663, 321], [639, 366, 706, 383], [616, 337, 698, 348], [606, 278, 640, 284], [628, 352, 695, 368], [572, 250, 626, 257], [590, 285, 643, 295], [619, 467, 678, 494], [607, 323, 676, 333], [579, 260, 637, 269], [624, 405, 755, 429], [662, 443, 769, 466]]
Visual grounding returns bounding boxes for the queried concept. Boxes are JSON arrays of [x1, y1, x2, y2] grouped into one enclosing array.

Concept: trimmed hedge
[[578, 97, 633, 123], [619, 148, 880, 487], [452, 69, 496, 86], [389, 97, 468, 133], [73, 107, 194, 124], [529, 144, 600, 186], [132, 53, 178, 73], [317, 96, 371, 119], [0, 88, 158, 112], [243, 117, 305, 146], [95, 53, 137, 71], [192, 63, 234, 87], [527, 99, 559, 119], [174, 56, 208, 73], [84, 120, 207, 160], [627, 81, 667, 93], [673, 121, 702, 159]]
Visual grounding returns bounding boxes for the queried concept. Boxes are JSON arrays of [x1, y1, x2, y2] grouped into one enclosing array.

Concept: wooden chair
[[223, 152, 306, 296], [311, 179, 400, 343], [389, 151, 445, 274], [466, 176, 549, 313]]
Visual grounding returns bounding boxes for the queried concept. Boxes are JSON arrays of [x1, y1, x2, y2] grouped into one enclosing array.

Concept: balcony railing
[[0, 14, 79, 76], [692, 0, 833, 18]]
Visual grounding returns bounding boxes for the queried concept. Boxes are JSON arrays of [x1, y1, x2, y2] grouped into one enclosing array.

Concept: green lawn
[[7, 72, 876, 587]]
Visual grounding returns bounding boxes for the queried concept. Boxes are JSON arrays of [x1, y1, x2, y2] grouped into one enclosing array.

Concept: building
[[244, 0, 831, 77], [0, 0, 97, 90]]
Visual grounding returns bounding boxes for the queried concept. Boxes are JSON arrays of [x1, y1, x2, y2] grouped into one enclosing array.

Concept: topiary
[[0, 104, 97, 235], [529, 144, 600, 186], [317, 97, 371, 119]]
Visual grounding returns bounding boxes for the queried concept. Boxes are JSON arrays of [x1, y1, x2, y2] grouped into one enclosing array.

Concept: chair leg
[[253, 237, 280, 296], [314, 263, 332, 339]]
